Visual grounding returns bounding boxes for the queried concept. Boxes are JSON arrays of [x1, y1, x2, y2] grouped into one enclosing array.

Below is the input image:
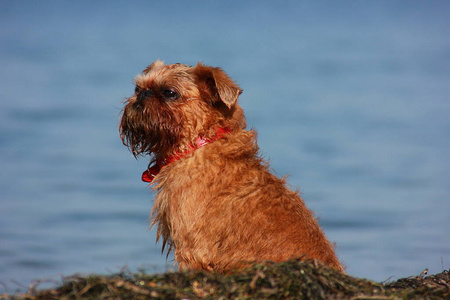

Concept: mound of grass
[[2, 259, 449, 299]]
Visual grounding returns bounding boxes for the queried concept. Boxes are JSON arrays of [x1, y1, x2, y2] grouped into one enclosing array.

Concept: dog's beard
[[119, 101, 183, 157]]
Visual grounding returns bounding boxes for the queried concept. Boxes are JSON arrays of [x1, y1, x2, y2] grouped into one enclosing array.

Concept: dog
[[119, 60, 344, 273]]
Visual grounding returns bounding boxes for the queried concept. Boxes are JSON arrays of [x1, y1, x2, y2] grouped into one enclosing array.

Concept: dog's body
[[120, 61, 344, 272]]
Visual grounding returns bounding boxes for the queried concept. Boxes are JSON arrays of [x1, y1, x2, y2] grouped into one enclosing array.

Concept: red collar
[[142, 127, 231, 183]]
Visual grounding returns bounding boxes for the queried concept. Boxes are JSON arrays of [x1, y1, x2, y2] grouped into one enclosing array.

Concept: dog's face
[[119, 61, 246, 157]]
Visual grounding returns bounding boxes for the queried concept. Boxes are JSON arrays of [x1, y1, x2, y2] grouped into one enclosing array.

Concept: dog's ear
[[192, 63, 243, 109]]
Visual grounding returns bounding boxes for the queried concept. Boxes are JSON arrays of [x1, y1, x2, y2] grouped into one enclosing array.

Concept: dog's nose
[[137, 89, 154, 102]]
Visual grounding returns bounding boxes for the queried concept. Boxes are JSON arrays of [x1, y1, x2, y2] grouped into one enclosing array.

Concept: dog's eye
[[161, 89, 179, 100]]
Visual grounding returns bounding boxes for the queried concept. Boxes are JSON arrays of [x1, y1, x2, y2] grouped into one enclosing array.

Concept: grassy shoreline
[[2, 259, 449, 299]]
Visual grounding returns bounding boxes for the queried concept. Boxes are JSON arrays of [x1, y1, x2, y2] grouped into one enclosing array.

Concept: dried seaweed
[[2, 259, 449, 300]]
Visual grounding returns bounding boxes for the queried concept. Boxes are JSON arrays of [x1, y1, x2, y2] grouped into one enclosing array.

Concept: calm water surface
[[1, 1, 449, 291]]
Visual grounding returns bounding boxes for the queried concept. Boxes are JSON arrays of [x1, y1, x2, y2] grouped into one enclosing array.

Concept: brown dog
[[119, 60, 344, 273]]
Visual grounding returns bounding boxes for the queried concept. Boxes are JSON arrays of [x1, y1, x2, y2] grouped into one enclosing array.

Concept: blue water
[[1, 0, 449, 291]]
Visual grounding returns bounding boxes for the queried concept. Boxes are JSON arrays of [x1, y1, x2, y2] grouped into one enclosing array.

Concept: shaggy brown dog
[[120, 60, 344, 273]]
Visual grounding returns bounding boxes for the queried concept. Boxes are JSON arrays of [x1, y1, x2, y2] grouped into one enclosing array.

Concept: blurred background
[[1, 0, 449, 291]]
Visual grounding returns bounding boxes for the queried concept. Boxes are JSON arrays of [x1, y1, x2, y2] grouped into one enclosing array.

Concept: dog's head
[[119, 61, 246, 157]]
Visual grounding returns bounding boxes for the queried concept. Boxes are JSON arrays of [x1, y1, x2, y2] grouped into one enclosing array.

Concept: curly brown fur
[[119, 60, 344, 273]]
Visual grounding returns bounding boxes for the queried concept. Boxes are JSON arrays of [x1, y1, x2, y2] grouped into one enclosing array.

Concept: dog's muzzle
[[137, 89, 154, 103]]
